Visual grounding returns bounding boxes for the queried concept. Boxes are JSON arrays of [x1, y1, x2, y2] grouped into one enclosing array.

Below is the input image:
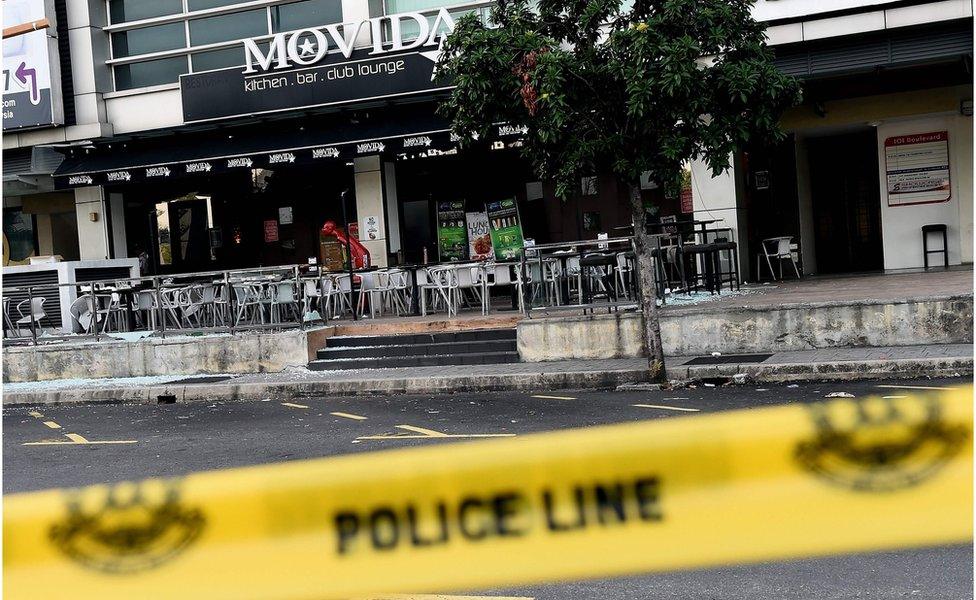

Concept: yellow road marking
[[65, 433, 89, 443], [396, 424, 450, 438], [633, 404, 700, 412], [882, 395, 907, 399], [877, 384, 958, 391], [531, 394, 575, 400], [356, 424, 516, 441], [281, 402, 309, 409], [41, 421, 61, 429], [28, 411, 44, 418], [22, 440, 138, 446], [331, 411, 367, 421]]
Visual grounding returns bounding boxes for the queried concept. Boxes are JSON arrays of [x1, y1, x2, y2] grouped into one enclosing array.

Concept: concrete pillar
[[74, 186, 110, 259], [35, 213, 55, 255], [109, 192, 128, 258], [383, 161, 402, 255], [690, 156, 751, 278], [353, 156, 388, 267]]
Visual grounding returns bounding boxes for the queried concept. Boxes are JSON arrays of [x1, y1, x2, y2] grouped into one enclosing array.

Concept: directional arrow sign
[[14, 62, 39, 105]]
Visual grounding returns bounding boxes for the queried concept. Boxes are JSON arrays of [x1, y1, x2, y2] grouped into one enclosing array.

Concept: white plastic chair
[[758, 236, 800, 281], [15, 297, 46, 333]]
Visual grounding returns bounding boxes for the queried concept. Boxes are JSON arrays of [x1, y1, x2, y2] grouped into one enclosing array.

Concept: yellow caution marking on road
[[356, 424, 517, 441], [281, 402, 309, 409], [22, 439, 138, 446], [632, 404, 700, 412], [877, 384, 958, 391], [65, 433, 89, 443], [331, 412, 368, 421], [531, 394, 575, 400], [42, 421, 62, 429], [28, 411, 44, 418], [5, 388, 971, 600]]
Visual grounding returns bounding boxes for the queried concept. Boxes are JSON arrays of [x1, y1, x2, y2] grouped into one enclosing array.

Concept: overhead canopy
[[53, 104, 458, 189]]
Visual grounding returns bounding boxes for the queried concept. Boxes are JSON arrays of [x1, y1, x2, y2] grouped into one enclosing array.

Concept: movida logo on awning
[[243, 8, 456, 74]]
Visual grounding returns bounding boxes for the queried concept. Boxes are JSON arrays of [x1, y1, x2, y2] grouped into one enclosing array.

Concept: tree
[[435, 0, 802, 380]]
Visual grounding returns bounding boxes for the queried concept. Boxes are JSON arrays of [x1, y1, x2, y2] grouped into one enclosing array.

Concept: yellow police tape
[[4, 387, 973, 599]]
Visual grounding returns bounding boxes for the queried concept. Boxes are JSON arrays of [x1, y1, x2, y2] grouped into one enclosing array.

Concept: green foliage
[[436, 0, 802, 198]]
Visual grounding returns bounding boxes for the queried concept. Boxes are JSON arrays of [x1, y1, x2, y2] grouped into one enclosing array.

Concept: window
[[189, 9, 268, 45], [109, 0, 183, 24], [271, 0, 343, 33], [111, 22, 186, 58], [114, 56, 188, 90], [187, 0, 251, 11], [191, 46, 245, 71], [380, 0, 486, 41], [108, 0, 347, 91]]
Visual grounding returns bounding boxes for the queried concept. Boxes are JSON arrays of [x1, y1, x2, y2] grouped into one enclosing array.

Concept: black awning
[[54, 104, 455, 188]]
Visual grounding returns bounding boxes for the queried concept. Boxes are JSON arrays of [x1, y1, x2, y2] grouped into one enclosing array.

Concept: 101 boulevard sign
[[180, 8, 456, 122]]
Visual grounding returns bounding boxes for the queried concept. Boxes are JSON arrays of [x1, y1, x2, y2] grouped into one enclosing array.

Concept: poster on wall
[[884, 131, 951, 206], [2, 0, 64, 130], [436, 201, 468, 261], [680, 186, 694, 214], [466, 211, 494, 261], [263, 219, 279, 243], [485, 198, 524, 260]]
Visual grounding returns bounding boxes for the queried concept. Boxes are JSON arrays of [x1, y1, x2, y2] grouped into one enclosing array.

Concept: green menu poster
[[485, 198, 524, 260], [437, 201, 468, 261]]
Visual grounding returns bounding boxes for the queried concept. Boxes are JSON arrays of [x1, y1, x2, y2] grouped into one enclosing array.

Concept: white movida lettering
[[242, 8, 456, 74]]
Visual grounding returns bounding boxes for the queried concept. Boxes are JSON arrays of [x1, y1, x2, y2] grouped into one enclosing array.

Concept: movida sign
[[243, 8, 455, 73], [179, 8, 456, 122]]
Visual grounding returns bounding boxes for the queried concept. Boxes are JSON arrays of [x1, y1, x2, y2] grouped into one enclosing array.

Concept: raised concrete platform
[[519, 269, 973, 361]]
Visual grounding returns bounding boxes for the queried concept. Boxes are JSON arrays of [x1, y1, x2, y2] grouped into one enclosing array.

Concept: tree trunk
[[627, 183, 666, 382]]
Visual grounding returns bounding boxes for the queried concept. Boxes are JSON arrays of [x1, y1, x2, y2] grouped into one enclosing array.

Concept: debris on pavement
[[825, 391, 856, 398]]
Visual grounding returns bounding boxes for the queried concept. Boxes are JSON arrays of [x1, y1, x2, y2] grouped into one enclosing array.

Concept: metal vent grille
[[774, 20, 973, 78], [3, 271, 62, 329], [2, 149, 33, 175]]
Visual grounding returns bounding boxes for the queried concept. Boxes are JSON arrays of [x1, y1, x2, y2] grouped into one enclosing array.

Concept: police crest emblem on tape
[[795, 395, 969, 492], [49, 479, 205, 573]]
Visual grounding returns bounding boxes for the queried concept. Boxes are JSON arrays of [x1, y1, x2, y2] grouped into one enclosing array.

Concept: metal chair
[[757, 236, 800, 281]]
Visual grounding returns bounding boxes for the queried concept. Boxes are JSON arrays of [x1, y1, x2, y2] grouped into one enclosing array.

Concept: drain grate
[[684, 353, 773, 365], [169, 376, 234, 385]]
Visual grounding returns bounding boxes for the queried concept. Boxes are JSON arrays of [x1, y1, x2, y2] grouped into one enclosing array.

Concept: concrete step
[[317, 339, 517, 360], [325, 328, 516, 348], [307, 351, 521, 371]]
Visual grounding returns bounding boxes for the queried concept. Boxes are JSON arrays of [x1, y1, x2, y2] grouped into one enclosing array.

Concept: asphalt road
[[4, 376, 972, 599]]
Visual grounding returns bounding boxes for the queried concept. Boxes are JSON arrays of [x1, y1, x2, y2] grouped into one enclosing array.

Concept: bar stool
[[921, 224, 949, 269]]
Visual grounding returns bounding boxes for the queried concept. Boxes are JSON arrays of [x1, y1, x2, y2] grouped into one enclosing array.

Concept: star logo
[[298, 38, 316, 57]]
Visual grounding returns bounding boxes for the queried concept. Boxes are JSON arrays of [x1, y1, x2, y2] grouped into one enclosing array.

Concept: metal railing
[[1, 264, 320, 346], [518, 236, 646, 318]]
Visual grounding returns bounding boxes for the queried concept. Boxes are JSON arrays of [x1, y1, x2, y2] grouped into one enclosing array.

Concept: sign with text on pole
[[180, 9, 456, 123], [2, 0, 64, 130]]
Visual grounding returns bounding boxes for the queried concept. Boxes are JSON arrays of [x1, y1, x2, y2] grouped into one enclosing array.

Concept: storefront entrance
[[807, 130, 883, 274], [124, 163, 356, 275]]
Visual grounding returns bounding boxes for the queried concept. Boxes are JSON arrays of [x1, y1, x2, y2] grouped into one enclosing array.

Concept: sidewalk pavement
[[3, 344, 971, 406]]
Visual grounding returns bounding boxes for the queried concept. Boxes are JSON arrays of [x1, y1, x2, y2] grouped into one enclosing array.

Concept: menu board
[[884, 131, 951, 206], [436, 201, 468, 261], [466, 211, 494, 261], [485, 198, 524, 260]]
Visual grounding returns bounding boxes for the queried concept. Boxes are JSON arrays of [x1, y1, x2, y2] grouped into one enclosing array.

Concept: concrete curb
[[2, 368, 654, 406], [675, 356, 973, 383], [4, 356, 971, 406]]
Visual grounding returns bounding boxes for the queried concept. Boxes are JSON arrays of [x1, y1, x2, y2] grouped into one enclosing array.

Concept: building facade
[[3, 0, 973, 275], [690, 0, 974, 276]]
